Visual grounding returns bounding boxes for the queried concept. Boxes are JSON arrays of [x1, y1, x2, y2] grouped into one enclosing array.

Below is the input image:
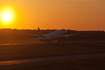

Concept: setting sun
[[0, 6, 17, 25], [3, 13, 11, 21]]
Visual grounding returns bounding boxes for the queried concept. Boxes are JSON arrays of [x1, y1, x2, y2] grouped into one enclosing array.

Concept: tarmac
[[0, 53, 105, 66]]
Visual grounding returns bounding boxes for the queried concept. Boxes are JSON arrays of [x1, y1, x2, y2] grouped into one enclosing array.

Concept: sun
[[3, 13, 12, 21]]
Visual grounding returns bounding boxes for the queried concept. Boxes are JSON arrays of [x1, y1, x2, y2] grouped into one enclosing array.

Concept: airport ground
[[0, 40, 105, 61], [0, 40, 105, 70], [1, 56, 105, 70]]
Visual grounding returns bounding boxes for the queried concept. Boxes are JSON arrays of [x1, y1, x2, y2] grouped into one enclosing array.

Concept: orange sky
[[0, 0, 105, 30]]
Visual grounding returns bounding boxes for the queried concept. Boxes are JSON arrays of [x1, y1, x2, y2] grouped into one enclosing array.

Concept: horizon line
[[0, 28, 105, 31]]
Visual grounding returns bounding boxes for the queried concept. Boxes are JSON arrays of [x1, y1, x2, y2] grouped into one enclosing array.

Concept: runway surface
[[0, 53, 105, 66], [0, 41, 105, 46]]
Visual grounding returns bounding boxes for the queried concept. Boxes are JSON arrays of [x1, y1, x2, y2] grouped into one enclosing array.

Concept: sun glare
[[3, 13, 11, 21], [0, 7, 15, 24], [0, 5, 22, 27]]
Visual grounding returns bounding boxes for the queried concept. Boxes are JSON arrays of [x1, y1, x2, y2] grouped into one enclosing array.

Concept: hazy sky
[[0, 0, 105, 30]]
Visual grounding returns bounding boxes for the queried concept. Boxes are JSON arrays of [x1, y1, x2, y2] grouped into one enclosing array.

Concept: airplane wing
[[60, 33, 80, 37], [19, 27, 42, 37], [19, 33, 39, 36], [25, 34, 39, 36]]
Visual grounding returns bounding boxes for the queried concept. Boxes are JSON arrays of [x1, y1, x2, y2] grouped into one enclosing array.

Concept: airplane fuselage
[[28, 27, 78, 42], [39, 29, 67, 41]]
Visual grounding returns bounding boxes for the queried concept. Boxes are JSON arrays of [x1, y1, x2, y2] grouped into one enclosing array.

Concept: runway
[[0, 41, 105, 46], [0, 53, 105, 66]]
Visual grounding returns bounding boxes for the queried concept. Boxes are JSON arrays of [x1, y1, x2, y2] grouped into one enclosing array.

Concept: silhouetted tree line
[[0, 29, 105, 41]]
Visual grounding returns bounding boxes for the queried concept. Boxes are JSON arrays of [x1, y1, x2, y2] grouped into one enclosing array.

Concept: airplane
[[26, 27, 79, 42]]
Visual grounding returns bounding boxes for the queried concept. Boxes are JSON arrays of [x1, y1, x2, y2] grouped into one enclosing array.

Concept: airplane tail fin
[[38, 27, 43, 37]]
